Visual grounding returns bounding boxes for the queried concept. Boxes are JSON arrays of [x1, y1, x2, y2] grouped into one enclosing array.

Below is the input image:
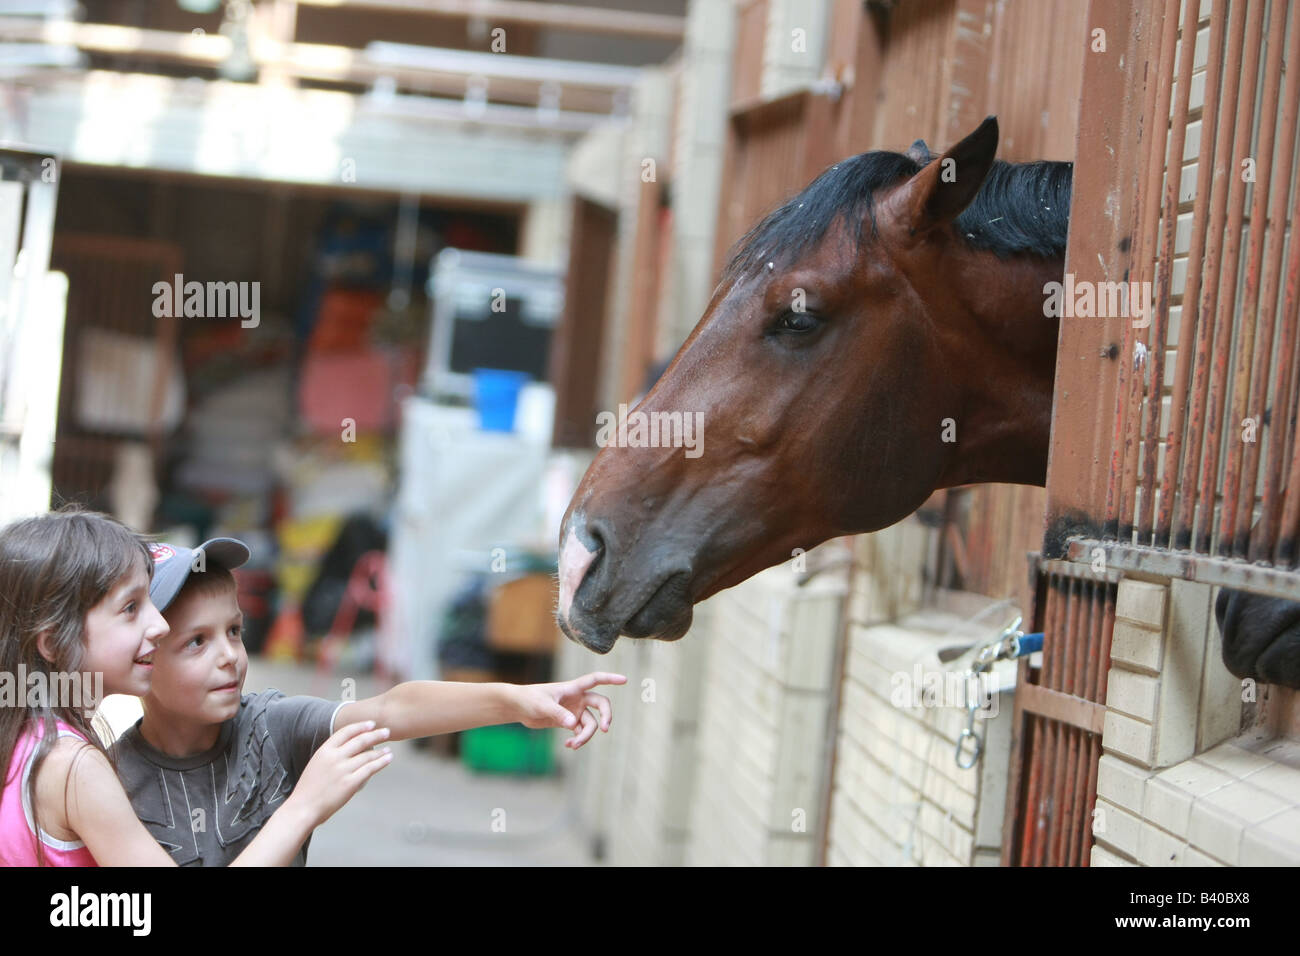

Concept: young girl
[[0, 508, 392, 866]]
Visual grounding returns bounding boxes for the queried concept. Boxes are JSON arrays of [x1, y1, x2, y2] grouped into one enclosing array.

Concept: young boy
[[111, 537, 624, 865]]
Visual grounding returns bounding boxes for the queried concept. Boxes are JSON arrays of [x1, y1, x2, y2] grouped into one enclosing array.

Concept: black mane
[[719, 148, 1073, 285]]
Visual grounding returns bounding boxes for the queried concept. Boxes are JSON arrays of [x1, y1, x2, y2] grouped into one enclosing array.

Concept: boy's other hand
[[292, 720, 393, 825], [513, 672, 628, 750]]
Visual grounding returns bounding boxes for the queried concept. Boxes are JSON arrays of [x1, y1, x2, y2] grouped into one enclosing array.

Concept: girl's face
[[81, 557, 169, 698]]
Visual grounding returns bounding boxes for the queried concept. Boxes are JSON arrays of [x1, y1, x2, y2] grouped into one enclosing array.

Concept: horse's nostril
[[585, 519, 608, 559], [585, 538, 606, 584]]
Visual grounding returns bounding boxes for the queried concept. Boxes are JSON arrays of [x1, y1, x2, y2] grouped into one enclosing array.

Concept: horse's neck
[[937, 253, 1063, 489]]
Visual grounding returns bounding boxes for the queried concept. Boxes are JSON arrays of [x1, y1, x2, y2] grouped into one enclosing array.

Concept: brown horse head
[[557, 116, 1069, 653]]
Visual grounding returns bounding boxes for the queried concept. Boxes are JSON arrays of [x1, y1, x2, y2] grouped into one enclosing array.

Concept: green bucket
[[461, 724, 555, 775]]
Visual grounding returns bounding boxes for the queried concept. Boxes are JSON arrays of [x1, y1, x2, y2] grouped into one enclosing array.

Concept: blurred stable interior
[[0, 0, 680, 772], [9, 0, 1300, 868]]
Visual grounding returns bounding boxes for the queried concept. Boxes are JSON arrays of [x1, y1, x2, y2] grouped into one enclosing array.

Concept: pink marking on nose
[[557, 527, 598, 623]]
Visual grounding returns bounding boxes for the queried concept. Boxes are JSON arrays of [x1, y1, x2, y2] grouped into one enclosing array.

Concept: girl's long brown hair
[[0, 507, 153, 865]]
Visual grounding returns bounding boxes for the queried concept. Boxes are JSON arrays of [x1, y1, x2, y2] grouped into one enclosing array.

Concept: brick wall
[[684, 563, 843, 864], [1092, 577, 1300, 866], [826, 515, 1023, 866], [827, 613, 1018, 866]]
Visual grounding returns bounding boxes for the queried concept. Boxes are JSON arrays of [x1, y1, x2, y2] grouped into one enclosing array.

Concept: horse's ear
[[891, 116, 998, 239], [905, 139, 931, 163]]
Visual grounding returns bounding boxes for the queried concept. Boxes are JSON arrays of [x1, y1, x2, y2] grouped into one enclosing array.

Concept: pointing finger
[[576, 672, 627, 690]]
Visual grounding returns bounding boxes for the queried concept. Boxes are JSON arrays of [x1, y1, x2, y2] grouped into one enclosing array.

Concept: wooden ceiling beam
[[294, 0, 685, 42], [0, 17, 636, 113]]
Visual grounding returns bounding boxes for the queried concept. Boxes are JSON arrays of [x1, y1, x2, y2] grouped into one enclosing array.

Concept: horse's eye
[[775, 311, 820, 333]]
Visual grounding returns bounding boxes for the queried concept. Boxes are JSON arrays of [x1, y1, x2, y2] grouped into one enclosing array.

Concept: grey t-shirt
[[112, 689, 348, 866]]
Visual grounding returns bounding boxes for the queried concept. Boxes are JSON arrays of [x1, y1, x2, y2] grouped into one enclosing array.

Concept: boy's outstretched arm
[[334, 672, 628, 750]]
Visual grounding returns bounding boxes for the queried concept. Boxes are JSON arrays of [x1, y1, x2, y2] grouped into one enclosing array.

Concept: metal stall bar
[[1106, 0, 1172, 542], [1197, 0, 1266, 555], [1223, 0, 1292, 557], [1171, 0, 1245, 551], [1273, 209, 1300, 565], [1157, 0, 1228, 549], [1137, 0, 1198, 542], [1117, 0, 1178, 544], [1264, 5, 1300, 565]]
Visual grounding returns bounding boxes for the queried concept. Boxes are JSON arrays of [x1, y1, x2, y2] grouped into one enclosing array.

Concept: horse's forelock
[[719, 150, 922, 285]]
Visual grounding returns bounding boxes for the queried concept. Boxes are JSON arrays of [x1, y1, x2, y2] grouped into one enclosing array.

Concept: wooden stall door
[[711, 89, 843, 278], [49, 235, 182, 513], [620, 180, 672, 405], [550, 196, 617, 448]]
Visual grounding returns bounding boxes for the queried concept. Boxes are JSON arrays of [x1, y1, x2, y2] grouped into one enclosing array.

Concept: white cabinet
[[385, 397, 550, 680]]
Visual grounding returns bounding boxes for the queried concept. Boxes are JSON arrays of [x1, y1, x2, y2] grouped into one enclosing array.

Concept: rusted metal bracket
[[1065, 538, 1300, 601]]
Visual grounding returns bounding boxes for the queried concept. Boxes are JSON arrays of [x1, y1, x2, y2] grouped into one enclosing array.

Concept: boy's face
[[82, 556, 168, 698], [149, 584, 247, 725]]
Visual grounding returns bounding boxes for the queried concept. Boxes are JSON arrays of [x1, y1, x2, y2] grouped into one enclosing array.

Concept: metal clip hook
[[954, 615, 1023, 770], [955, 715, 982, 769]]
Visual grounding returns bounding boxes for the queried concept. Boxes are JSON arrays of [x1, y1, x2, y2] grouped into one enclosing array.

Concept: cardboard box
[[487, 573, 561, 654]]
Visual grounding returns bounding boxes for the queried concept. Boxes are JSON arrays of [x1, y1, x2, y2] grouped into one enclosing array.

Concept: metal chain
[[954, 616, 1038, 770]]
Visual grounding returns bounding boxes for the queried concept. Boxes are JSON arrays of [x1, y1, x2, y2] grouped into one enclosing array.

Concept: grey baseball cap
[[147, 538, 251, 612]]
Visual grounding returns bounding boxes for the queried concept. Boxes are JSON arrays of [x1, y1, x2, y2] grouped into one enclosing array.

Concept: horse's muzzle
[[555, 519, 695, 652]]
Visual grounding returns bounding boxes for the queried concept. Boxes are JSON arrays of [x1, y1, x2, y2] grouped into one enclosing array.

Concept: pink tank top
[[0, 719, 100, 866]]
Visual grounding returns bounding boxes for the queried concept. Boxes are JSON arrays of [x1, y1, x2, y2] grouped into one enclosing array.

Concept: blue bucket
[[472, 368, 531, 432]]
